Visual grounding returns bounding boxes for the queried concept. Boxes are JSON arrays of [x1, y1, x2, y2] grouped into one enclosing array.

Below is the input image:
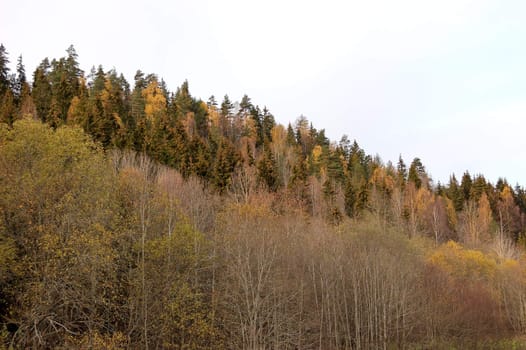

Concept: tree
[[212, 140, 239, 193], [0, 89, 16, 125], [397, 155, 407, 188], [460, 171, 473, 202], [32, 58, 52, 122], [257, 146, 278, 191], [447, 174, 464, 212], [13, 55, 26, 102], [408, 157, 426, 189], [0, 119, 119, 347], [0, 44, 10, 96]]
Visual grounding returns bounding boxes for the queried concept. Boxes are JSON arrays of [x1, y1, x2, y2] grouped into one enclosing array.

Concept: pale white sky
[[1, 0, 525, 185]]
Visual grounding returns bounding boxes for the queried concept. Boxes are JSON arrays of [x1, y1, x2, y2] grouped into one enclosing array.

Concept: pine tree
[[207, 95, 217, 108], [408, 157, 426, 189], [239, 94, 252, 113], [220, 94, 233, 118]]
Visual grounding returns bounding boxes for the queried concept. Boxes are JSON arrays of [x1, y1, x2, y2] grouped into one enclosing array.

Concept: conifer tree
[[460, 171, 472, 202], [408, 157, 425, 189], [397, 155, 407, 189], [213, 140, 238, 193], [447, 174, 464, 212], [32, 59, 52, 122], [13, 55, 26, 102], [257, 146, 278, 191], [286, 123, 296, 146], [0, 89, 16, 125], [0, 44, 10, 96]]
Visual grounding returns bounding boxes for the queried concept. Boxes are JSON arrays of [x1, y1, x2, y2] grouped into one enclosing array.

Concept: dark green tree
[[257, 146, 278, 191], [212, 140, 238, 193], [408, 157, 425, 189], [13, 55, 26, 102], [32, 58, 52, 122], [261, 107, 275, 143], [286, 123, 296, 146], [460, 171, 472, 202], [397, 155, 407, 188], [220, 94, 233, 118], [0, 44, 10, 96], [447, 174, 464, 212]]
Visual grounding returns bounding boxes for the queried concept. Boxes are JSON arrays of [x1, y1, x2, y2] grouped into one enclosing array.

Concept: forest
[[1, 44, 526, 349]]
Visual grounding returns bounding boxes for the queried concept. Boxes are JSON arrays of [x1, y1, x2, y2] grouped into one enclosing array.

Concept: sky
[[1, 0, 525, 186]]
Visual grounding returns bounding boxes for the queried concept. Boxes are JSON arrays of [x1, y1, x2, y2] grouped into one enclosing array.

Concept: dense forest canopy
[[1, 44, 526, 348]]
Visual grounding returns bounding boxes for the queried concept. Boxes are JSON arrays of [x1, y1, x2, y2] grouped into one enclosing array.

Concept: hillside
[[1, 44, 526, 348]]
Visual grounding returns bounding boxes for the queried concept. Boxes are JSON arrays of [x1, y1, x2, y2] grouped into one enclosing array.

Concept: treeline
[[1, 44, 526, 348]]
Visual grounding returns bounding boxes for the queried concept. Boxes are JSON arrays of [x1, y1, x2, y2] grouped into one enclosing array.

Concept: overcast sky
[[2, 0, 525, 185]]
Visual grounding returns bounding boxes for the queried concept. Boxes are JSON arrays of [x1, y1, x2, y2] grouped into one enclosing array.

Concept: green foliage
[[2, 45, 526, 348], [408, 157, 426, 189], [0, 44, 10, 96]]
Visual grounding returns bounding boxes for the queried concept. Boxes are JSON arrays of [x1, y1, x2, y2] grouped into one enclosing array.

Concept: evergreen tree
[[0, 89, 16, 125], [32, 58, 52, 122], [261, 107, 275, 143], [130, 70, 147, 150], [0, 44, 10, 96], [344, 178, 357, 218], [460, 171, 472, 202], [220, 94, 233, 118], [207, 95, 217, 108], [213, 140, 238, 193], [47, 46, 84, 123], [192, 99, 209, 139], [397, 155, 407, 188], [338, 135, 351, 159], [13, 55, 26, 102], [408, 157, 426, 189], [239, 94, 252, 114], [173, 80, 193, 118], [286, 123, 296, 146], [250, 106, 264, 147], [257, 146, 278, 191], [447, 174, 464, 212], [326, 148, 345, 182]]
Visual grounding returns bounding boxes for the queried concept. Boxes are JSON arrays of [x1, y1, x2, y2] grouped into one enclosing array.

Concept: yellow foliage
[[370, 167, 395, 194], [142, 80, 167, 121], [428, 241, 497, 282], [66, 331, 127, 349], [444, 197, 457, 229], [311, 145, 322, 163]]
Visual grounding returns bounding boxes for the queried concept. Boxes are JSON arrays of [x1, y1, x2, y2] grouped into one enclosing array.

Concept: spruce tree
[[32, 58, 52, 122], [460, 171, 472, 202], [0, 44, 10, 96], [257, 146, 278, 191], [397, 155, 407, 188], [13, 55, 26, 102]]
